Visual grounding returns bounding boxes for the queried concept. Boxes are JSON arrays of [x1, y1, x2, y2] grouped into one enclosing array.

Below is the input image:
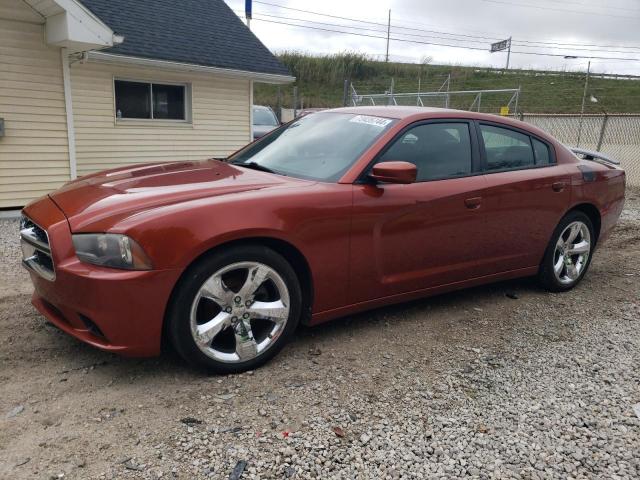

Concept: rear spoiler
[[570, 147, 620, 166]]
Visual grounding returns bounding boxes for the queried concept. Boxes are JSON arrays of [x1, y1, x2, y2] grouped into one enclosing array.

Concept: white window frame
[[113, 77, 192, 124]]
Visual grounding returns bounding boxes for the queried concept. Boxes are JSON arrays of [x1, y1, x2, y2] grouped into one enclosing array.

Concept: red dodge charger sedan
[[21, 107, 625, 373]]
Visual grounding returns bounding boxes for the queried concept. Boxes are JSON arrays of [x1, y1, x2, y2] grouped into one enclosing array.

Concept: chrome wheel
[[553, 221, 591, 285], [189, 262, 290, 363]]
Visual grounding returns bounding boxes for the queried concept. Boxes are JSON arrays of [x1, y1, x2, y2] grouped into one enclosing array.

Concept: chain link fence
[[521, 114, 640, 187]]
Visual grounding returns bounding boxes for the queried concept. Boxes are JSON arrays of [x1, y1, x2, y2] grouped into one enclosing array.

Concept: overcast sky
[[223, 0, 640, 75]]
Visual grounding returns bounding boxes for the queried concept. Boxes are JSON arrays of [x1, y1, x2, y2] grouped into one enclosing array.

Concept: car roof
[[323, 106, 462, 119], [320, 106, 554, 142], [253, 105, 272, 111]]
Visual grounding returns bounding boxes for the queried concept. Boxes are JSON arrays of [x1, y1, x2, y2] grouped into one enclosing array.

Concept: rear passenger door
[[478, 122, 571, 273]]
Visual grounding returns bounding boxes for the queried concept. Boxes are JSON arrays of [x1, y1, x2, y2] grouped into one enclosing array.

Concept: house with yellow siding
[[0, 0, 293, 208]]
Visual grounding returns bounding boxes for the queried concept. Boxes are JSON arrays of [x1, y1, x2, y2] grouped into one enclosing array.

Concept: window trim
[[356, 118, 481, 184], [475, 120, 556, 174], [113, 77, 192, 124]]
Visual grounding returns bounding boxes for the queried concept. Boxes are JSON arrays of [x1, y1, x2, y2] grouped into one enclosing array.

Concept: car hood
[[50, 159, 309, 231]]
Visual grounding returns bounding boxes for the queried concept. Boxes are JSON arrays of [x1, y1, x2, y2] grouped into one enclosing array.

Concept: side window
[[380, 123, 472, 181], [532, 138, 552, 165], [480, 124, 534, 171]]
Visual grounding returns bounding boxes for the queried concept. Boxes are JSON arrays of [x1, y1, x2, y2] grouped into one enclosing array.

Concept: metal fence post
[[276, 86, 282, 122], [342, 79, 349, 107], [596, 113, 609, 151], [576, 61, 591, 147], [388, 77, 395, 106], [293, 86, 298, 118], [445, 73, 450, 108]]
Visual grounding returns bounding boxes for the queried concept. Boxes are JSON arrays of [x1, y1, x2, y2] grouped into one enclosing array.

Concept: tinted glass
[[253, 107, 279, 126], [153, 84, 185, 119], [480, 124, 534, 171], [230, 113, 396, 182], [532, 138, 551, 165], [115, 80, 150, 119], [380, 123, 472, 181]]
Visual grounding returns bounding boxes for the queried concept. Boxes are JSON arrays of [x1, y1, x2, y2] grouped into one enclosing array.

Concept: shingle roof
[[80, 0, 290, 77]]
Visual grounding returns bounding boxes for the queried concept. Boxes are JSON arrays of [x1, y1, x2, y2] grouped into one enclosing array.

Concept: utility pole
[[506, 36, 512, 70], [385, 9, 391, 62], [576, 60, 591, 147]]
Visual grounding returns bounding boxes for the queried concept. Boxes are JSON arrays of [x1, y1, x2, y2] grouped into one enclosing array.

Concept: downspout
[[60, 48, 77, 180], [249, 79, 254, 142]]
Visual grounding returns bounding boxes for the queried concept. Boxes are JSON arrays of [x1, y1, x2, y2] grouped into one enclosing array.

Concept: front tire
[[167, 245, 302, 374], [538, 211, 595, 292]]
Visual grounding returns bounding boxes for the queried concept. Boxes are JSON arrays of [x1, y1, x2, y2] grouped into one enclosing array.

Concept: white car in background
[[252, 105, 280, 140]]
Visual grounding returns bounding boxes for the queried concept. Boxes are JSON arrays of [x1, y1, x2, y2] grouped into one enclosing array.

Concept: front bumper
[[22, 196, 181, 357]]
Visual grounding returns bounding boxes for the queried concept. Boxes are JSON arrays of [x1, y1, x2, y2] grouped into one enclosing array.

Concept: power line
[[512, 39, 640, 51], [253, 1, 388, 27], [479, 0, 640, 20], [247, 11, 388, 34], [249, 17, 640, 62], [520, 0, 640, 13], [251, 0, 640, 53], [247, 11, 509, 49]]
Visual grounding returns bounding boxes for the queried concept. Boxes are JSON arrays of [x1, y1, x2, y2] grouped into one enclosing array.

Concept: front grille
[[20, 215, 55, 281]]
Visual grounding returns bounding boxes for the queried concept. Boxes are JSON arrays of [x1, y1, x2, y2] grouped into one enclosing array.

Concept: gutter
[[87, 51, 295, 84]]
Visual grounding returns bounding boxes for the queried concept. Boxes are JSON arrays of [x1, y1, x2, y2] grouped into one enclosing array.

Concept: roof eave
[[87, 51, 295, 84], [25, 0, 122, 53]]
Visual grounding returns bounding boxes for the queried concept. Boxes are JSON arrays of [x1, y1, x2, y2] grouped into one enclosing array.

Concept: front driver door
[[349, 120, 490, 304]]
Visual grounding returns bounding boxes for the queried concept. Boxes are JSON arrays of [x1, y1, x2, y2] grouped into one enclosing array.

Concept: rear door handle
[[464, 197, 482, 209], [552, 181, 566, 192]]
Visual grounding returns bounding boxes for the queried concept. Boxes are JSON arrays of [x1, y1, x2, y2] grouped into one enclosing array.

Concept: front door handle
[[464, 197, 482, 209], [552, 181, 566, 192]]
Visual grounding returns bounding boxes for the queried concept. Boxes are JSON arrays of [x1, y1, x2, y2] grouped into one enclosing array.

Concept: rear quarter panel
[[570, 156, 626, 244]]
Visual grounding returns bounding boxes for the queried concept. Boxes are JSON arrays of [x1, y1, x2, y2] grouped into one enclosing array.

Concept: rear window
[[480, 124, 534, 171], [532, 138, 552, 165]]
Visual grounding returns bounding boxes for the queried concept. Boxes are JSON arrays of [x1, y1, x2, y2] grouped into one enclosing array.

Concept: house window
[[115, 80, 187, 121]]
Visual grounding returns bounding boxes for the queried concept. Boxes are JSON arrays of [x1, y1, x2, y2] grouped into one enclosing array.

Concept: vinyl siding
[[71, 62, 251, 176], [0, 4, 70, 208]]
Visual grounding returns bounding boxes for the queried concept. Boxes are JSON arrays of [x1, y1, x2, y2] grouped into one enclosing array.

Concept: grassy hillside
[[254, 52, 640, 115]]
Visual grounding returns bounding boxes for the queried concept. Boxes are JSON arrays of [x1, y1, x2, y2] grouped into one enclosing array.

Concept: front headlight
[[72, 234, 153, 270]]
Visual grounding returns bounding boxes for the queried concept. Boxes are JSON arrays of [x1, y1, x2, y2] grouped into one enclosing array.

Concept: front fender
[[106, 184, 354, 314]]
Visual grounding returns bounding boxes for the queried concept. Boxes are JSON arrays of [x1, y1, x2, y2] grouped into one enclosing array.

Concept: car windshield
[[252, 107, 279, 126], [230, 112, 396, 182]]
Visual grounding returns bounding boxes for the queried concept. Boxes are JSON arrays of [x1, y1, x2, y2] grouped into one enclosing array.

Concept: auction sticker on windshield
[[349, 115, 393, 128]]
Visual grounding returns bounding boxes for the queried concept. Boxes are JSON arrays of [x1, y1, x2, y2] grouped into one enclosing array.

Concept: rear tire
[[167, 245, 302, 374], [538, 211, 595, 292]]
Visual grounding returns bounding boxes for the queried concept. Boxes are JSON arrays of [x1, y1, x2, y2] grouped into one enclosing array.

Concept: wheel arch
[[161, 236, 314, 351], [568, 203, 601, 243]]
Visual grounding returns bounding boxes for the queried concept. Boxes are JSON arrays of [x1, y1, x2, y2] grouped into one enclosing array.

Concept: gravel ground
[[0, 190, 639, 480]]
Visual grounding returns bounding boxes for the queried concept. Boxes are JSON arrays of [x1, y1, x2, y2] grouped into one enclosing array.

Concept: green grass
[[254, 52, 640, 114]]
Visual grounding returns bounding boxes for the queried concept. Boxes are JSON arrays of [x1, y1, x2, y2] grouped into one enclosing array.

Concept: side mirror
[[369, 161, 417, 184]]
